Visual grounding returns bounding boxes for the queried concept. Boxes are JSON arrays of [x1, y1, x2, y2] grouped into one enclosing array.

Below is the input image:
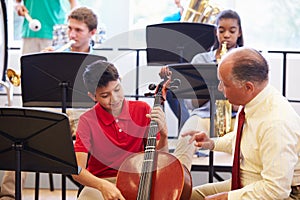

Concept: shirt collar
[[244, 84, 273, 116], [95, 99, 130, 125]]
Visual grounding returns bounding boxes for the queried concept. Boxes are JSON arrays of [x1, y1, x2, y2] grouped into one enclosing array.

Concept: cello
[[116, 79, 192, 200]]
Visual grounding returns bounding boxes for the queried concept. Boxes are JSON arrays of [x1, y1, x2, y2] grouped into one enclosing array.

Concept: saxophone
[[215, 42, 232, 137]]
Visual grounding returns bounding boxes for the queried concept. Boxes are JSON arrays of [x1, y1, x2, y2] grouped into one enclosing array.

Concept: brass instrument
[[181, 0, 221, 24], [7, 69, 21, 86], [0, 69, 20, 106], [215, 42, 232, 137]]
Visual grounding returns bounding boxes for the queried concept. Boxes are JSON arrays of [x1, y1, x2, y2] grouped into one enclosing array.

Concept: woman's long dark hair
[[212, 9, 244, 50]]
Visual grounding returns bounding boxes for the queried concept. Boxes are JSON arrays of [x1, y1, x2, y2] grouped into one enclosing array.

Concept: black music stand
[[146, 22, 215, 65], [21, 52, 107, 111], [168, 63, 226, 183], [0, 0, 8, 82], [0, 107, 78, 200], [20, 52, 107, 199]]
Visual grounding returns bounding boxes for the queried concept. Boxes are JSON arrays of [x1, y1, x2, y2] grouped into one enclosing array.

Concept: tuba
[[215, 42, 232, 137], [181, 0, 221, 24]]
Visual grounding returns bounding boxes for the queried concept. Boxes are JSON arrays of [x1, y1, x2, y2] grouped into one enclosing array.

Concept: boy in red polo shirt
[[72, 60, 168, 200]]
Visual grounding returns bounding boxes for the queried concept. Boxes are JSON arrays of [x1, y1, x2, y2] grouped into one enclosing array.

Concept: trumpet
[[215, 42, 232, 137]]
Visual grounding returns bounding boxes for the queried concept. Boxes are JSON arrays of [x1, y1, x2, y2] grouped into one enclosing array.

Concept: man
[[44, 6, 98, 53], [0, 6, 98, 200], [15, 0, 77, 54], [43, 6, 99, 135], [72, 60, 168, 200], [183, 47, 300, 199]]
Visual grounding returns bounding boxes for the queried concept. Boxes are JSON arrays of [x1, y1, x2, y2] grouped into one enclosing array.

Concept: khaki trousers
[[0, 171, 27, 200], [77, 177, 116, 200], [174, 115, 235, 170]]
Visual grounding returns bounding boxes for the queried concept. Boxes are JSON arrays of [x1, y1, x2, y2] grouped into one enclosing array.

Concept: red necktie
[[231, 107, 245, 190]]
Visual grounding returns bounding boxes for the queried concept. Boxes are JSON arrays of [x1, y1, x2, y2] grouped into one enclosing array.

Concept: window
[[6, 0, 300, 50]]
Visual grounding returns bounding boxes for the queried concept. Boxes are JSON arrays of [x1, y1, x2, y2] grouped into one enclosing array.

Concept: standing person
[[0, 6, 98, 200], [72, 60, 169, 200], [163, 0, 184, 22], [166, 9, 244, 170], [14, 0, 77, 54], [184, 47, 300, 200]]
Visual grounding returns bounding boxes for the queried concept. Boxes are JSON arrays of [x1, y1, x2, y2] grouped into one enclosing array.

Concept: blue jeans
[[166, 90, 190, 132]]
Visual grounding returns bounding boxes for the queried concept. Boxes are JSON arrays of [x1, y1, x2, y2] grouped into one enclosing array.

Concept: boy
[[72, 60, 169, 200]]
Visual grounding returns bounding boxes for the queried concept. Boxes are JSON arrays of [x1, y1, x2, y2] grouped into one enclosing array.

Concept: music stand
[[168, 63, 226, 182], [20, 52, 107, 199], [0, 107, 78, 200], [21, 52, 107, 111], [146, 22, 215, 65], [0, 0, 8, 82]]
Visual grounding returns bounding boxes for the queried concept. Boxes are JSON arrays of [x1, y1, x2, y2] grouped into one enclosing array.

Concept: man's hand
[[182, 130, 214, 150]]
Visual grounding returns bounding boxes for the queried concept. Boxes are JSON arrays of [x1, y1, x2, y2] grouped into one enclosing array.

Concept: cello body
[[116, 151, 192, 200], [116, 79, 192, 200]]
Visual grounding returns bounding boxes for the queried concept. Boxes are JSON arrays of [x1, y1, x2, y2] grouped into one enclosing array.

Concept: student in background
[[168, 9, 244, 170], [14, 0, 77, 54]]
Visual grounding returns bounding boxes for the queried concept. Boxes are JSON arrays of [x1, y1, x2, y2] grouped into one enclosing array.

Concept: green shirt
[[22, 0, 68, 39]]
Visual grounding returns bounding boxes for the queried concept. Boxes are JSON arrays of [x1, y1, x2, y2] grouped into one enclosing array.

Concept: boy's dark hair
[[83, 60, 119, 94], [68, 7, 98, 31]]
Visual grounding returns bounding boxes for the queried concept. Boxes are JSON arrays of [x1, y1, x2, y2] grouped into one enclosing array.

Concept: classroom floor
[[22, 188, 78, 200]]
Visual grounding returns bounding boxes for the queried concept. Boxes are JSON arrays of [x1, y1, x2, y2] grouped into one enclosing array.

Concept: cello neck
[[137, 83, 164, 200]]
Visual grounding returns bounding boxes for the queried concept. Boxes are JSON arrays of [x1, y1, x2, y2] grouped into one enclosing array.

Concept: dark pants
[[166, 90, 190, 132]]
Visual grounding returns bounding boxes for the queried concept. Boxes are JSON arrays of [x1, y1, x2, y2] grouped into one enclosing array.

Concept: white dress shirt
[[214, 84, 300, 199]]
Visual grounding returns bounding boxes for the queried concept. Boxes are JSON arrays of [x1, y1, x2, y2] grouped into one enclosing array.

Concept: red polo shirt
[[74, 100, 160, 178]]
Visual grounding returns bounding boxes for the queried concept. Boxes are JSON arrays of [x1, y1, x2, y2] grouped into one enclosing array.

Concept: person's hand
[[100, 180, 125, 200], [159, 66, 172, 80], [182, 130, 214, 150], [14, 3, 28, 16], [146, 106, 168, 137], [41, 46, 55, 52], [204, 192, 228, 200]]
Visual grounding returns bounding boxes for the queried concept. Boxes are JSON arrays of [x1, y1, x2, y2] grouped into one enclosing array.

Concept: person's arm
[[14, 0, 27, 16], [72, 152, 125, 200], [181, 130, 215, 150]]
